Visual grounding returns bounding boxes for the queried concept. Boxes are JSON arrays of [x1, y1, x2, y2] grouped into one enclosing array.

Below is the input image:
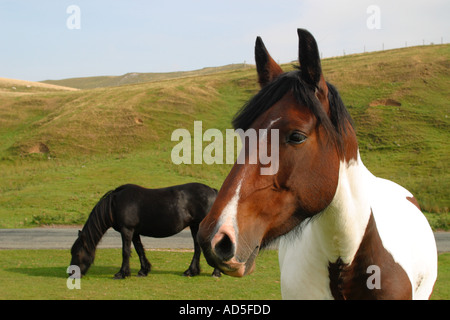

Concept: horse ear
[[297, 29, 325, 86], [297, 29, 328, 103], [255, 36, 284, 88]]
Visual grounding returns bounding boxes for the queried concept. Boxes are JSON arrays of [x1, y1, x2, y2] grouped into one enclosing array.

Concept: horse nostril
[[213, 232, 235, 262]]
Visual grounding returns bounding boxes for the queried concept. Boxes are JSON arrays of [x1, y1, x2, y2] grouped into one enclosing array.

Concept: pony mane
[[79, 189, 115, 254], [232, 70, 354, 156]]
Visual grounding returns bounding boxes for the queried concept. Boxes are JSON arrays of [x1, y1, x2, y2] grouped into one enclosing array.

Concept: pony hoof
[[212, 270, 222, 278], [183, 269, 199, 277], [113, 272, 129, 279], [137, 270, 149, 277]]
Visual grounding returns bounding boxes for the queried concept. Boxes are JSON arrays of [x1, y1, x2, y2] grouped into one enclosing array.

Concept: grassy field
[[0, 249, 448, 300], [0, 248, 281, 300]]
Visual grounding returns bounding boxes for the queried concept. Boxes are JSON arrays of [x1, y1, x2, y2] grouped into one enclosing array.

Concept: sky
[[0, 0, 449, 81]]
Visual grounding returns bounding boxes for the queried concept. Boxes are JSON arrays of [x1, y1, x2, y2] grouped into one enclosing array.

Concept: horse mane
[[79, 189, 115, 254], [232, 70, 354, 156]]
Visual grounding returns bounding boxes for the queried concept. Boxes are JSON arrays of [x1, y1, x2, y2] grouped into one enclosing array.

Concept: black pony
[[70, 183, 221, 279]]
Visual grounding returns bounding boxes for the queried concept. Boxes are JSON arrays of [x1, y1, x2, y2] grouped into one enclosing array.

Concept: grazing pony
[[70, 183, 221, 279], [197, 29, 437, 299]]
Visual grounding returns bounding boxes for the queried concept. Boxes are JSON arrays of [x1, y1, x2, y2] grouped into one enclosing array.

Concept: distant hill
[[0, 77, 78, 94], [40, 63, 253, 89]]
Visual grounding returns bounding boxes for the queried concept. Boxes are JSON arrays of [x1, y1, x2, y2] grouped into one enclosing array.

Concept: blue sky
[[1, 0, 448, 81]]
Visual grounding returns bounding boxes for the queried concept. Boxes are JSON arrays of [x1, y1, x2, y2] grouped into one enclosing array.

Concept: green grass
[[0, 249, 281, 300], [0, 249, 448, 300], [433, 253, 450, 299], [0, 44, 448, 229]]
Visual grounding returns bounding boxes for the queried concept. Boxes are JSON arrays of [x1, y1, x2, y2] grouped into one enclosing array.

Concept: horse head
[[198, 29, 357, 277], [70, 230, 95, 276]]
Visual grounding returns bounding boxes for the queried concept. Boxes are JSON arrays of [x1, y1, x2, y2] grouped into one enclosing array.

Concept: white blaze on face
[[215, 179, 242, 245], [262, 117, 281, 141]]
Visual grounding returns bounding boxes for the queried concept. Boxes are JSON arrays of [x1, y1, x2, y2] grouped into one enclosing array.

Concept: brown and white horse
[[197, 29, 437, 299]]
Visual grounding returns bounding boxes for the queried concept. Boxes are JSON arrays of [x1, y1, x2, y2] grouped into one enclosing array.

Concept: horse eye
[[288, 132, 307, 144]]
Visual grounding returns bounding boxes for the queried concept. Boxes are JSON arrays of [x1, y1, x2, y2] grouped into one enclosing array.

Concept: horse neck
[[81, 202, 113, 253], [312, 150, 374, 264]]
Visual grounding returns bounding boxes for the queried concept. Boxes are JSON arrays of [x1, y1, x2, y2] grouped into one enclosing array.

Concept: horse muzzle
[[198, 221, 260, 277]]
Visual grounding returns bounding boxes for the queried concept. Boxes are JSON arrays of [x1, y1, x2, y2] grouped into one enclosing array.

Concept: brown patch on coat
[[328, 211, 412, 300]]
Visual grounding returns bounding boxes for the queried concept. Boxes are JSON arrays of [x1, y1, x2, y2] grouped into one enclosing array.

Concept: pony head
[[198, 29, 357, 276], [70, 230, 95, 276]]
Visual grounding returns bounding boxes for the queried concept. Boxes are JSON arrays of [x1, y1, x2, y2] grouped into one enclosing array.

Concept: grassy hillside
[[0, 44, 448, 228], [0, 77, 78, 94], [40, 64, 252, 89]]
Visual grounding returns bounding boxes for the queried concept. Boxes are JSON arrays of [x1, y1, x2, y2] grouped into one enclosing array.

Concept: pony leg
[[114, 228, 133, 279], [183, 224, 201, 277], [133, 234, 151, 277]]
